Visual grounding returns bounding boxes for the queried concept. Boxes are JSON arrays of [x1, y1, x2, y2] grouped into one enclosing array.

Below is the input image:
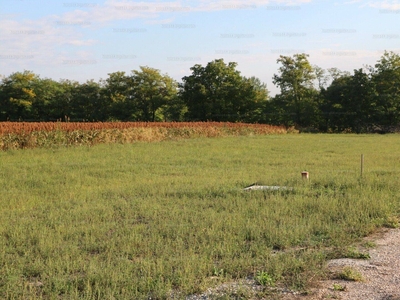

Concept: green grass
[[0, 134, 399, 299], [337, 266, 364, 282], [332, 283, 346, 291], [344, 247, 370, 259], [255, 271, 275, 286]]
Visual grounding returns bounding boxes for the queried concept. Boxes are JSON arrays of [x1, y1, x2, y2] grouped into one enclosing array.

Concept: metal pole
[[361, 154, 364, 177]]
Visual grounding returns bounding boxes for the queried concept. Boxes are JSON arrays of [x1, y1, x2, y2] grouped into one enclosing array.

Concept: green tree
[[31, 78, 65, 121], [324, 69, 377, 132], [318, 68, 352, 131], [327, 68, 351, 81], [345, 69, 377, 132], [243, 76, 269, 123], [48, 79, 81, 121], [162, 94, 187, 122], [322, 74, 353, 131], [180, 59, 268, 122], [69, 80, 104, 121], [101, 71, 131, 120], [265, 94, 293, 126], [129, 67, 178, 121], [0, 70, 38, 120], [371, 51, 400, 128], [272, 54, 318, 127], [313, 65, 328, 91]]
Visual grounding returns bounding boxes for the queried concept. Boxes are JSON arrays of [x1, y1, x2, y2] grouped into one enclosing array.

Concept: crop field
[[0, 122, 290, 151], [0, 133, 400, 299]]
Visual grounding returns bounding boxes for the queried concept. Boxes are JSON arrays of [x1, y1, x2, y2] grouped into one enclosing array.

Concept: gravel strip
[[282, 228, 400, 300]]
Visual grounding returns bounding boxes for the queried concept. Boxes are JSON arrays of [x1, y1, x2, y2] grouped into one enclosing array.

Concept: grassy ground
[[0, 134, 399, 299]]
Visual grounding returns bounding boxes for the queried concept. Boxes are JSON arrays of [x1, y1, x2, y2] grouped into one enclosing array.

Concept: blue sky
[[1, 0, 400, 95]]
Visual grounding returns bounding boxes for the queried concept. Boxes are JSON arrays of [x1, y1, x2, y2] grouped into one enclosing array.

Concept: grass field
[[0, 134, 399, 299]]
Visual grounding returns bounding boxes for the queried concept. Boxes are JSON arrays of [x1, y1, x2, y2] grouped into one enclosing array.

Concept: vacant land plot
[[0, 134, 399, 299]]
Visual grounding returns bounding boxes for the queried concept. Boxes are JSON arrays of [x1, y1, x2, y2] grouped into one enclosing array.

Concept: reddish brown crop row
[[0, 122, 295, 150], [0, 122, 288, 135]]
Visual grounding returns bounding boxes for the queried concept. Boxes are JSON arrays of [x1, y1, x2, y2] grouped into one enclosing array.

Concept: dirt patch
[[281, 227, 400, 300], [186, 228, 400, 300]]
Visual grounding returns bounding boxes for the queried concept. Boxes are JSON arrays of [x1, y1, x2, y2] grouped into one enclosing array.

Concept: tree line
[[1, 51, 399, 132]]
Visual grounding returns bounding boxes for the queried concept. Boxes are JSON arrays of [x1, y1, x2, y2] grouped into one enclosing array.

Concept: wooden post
[[301, 171, 309, 180], [361, 154, 364, 177]]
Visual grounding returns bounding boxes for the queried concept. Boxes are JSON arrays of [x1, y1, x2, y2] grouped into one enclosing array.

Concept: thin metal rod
[[361, 154, 364, 177]]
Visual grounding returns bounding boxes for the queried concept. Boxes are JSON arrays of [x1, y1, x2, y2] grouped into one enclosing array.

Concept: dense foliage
[[1, 51, 399, 132]]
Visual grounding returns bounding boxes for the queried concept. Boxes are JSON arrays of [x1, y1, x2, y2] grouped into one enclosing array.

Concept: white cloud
[[368, 1, 400, 10], [53, 0, 313, 26], [0, 0, 315, 79], [0, 15, 98, 73], [0, 0, 313, 57], [67, 39, 98, 46], [145, 18, 176, 25], [345, 0, 400, 9]]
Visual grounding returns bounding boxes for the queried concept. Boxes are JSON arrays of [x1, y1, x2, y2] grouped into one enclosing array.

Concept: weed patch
[[337, 267, 364, 282]]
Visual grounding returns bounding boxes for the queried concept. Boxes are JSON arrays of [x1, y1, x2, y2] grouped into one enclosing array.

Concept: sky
[[1, 0, 400, 95]]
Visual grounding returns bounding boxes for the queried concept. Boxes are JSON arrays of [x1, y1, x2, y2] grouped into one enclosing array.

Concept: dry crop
[[0, 122, 293, 150]]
